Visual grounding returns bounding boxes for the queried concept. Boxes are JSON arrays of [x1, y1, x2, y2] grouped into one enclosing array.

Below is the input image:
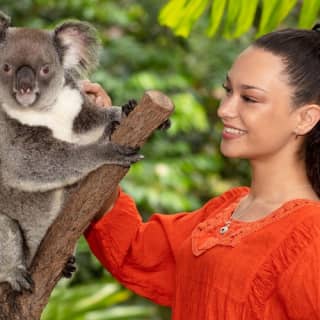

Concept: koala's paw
[[121, 99, 137, 116], [5, 265, 34, 292], [115, 144, 143, 167], [109, 120, 121, 135], [100, 142, 143, 167], [157, 119, 171, 131], [62, 255, 77, 279]]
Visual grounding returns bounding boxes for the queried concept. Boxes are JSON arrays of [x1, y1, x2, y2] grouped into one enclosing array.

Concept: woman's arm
[[85, 188, 221, 306]]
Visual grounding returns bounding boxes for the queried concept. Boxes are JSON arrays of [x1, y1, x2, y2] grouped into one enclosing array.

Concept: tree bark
[[0, 90, 174, 319]]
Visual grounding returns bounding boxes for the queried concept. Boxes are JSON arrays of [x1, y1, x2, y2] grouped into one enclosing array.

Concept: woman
[[83, 25, 320, 319]]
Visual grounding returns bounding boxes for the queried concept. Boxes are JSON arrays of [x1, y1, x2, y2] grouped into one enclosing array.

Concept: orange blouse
[[85, 187, 320, 320]]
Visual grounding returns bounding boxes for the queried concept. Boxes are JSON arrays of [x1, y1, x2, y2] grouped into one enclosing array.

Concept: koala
[[0, 11, 141, 291]]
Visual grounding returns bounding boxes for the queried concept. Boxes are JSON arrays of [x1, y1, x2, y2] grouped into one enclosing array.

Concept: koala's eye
[[3, 63, 11, 74], [40, 65, 50, 76]]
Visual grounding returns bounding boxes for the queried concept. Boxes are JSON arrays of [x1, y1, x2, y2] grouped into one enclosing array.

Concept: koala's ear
[[0, 11, 11, 42], [53, 21, 100, 78]]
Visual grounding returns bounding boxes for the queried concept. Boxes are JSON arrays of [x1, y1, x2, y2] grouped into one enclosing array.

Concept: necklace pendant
[[219, 224, 229, 234]]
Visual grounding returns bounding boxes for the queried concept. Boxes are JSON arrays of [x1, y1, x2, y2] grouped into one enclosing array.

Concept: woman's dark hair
[[252, 25, 320, 197]]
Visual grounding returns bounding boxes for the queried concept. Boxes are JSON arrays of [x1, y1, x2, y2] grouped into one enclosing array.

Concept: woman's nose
[[217, 96, 238, 119]]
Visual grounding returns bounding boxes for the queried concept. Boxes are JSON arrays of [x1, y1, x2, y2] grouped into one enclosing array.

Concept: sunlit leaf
[[206, 0, 227, 37], [298, 0, 320, 28], [160, 0, 317, 39], [223, 0, 242, 38], [257, 0, 298, 37], [159, 0, 188, 29], [85, 305, 156, 320], [174, 0, 209, 37], [160, 0, 209, 37], [233, 0, 259, 38]]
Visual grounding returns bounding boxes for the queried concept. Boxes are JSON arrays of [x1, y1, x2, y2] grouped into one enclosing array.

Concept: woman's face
[[218, 46, 298, 161]]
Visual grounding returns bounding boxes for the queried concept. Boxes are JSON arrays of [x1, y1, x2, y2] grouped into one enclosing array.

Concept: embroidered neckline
[[192, 187, 320, 256]]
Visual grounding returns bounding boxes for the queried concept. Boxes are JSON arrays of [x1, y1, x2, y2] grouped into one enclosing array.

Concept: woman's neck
[[249, 156, 319, 203]]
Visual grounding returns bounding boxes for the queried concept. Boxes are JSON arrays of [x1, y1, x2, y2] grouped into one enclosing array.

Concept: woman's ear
[[294, 104, 320, 135]]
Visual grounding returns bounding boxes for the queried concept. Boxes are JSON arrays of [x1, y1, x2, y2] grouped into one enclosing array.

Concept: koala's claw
[[100, 142, 143, 167], [116, 145, 143, 167], [121, 99, 137, 116], [117, 145, 140, 156], [6, 265, 34, 292], [158, 119, 171, 130], [110, 120, 121, 135], [62, 255, 77, 279]]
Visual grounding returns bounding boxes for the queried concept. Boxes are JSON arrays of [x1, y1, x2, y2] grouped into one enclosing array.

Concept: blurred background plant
[[0, 0, 317, 319]]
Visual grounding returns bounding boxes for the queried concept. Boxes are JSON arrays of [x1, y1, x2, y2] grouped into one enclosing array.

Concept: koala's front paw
[[109, 120, 121, 135], [101, 142, 143, 167], [115, 144, 143, 167], [121, 99, 137, 116], [62, 255, 77, 279], [2, 265, 34, 292], [157, 119, 171, 130]]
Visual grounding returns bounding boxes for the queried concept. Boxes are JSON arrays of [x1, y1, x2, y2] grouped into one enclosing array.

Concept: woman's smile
[[222, 125, 248, 139]]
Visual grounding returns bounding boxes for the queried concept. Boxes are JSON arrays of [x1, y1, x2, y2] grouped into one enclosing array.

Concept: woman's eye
[[241, 96, 257, 103], [222, 84, 232, 94]]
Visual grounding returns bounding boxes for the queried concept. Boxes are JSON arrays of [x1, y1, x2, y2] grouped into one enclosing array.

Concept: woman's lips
[[222, 126, 247, 139]]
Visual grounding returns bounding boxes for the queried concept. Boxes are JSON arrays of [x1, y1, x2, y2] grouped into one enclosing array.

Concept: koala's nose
[[15, 66, 36, 94]]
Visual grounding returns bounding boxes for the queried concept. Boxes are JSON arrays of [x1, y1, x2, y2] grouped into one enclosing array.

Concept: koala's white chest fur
[[2, 86, 105, 145]]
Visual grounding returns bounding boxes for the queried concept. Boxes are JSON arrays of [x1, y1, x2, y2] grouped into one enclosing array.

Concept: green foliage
[[41, 278, 157, 320], [298, 0, 320, 28], [159, 0, 320, 38], [256, 0, 298, 37]]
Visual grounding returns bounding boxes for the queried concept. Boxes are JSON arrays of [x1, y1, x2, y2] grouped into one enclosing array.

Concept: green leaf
[[223, 0, 242, 38], [85, 305, 156, 320], [71, 284, 123, 312], [298, 0, 320, 28], [206, 0, 228, 37], [257, 0, 298, 37], [257, 0, 279, 36], [173, 0, 209, 37], [159, 0, 209, 37], [159, 0, 188, 29], [233, 0, 259, 38]]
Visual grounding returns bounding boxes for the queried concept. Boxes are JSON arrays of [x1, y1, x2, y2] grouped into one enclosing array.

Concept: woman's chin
[[219, 147, 247, 159]]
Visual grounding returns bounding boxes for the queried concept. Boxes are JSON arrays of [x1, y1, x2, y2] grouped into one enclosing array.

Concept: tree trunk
[[0, 90, 174, 320]]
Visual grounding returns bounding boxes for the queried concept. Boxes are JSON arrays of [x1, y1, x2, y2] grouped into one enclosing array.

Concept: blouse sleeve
[[84, 188, 222, 306], [277, 233, 320, 320]]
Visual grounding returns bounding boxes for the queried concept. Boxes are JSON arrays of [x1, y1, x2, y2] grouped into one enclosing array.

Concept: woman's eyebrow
[[241, 84, 267, 92], [226, 74, 267, 92]]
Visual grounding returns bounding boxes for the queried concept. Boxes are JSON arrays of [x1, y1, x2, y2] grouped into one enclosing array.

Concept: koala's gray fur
[[0, 11, 140, 291]]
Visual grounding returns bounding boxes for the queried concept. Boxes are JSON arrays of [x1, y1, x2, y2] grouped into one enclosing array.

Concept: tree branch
[[0, 90, 174, 319]]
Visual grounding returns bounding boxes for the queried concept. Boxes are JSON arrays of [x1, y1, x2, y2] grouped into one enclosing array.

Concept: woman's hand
[[79, 80, 112, 107]]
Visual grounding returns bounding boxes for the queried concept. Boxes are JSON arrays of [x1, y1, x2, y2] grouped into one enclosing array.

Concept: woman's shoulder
[[269, 201, 320, 264]]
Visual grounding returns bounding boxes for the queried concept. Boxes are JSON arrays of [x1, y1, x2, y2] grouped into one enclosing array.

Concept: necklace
[[219, 197, 249, 234], [219, 184, 318, 235], [219, 222, 232, 234]]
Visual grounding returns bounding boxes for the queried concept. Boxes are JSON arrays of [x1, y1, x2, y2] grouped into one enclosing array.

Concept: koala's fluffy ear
[[0, 11, 11, 42], [53, 21, 100, 78]]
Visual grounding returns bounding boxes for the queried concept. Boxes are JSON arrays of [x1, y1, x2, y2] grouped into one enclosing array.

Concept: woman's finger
[[79, 80, 112, 107]]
